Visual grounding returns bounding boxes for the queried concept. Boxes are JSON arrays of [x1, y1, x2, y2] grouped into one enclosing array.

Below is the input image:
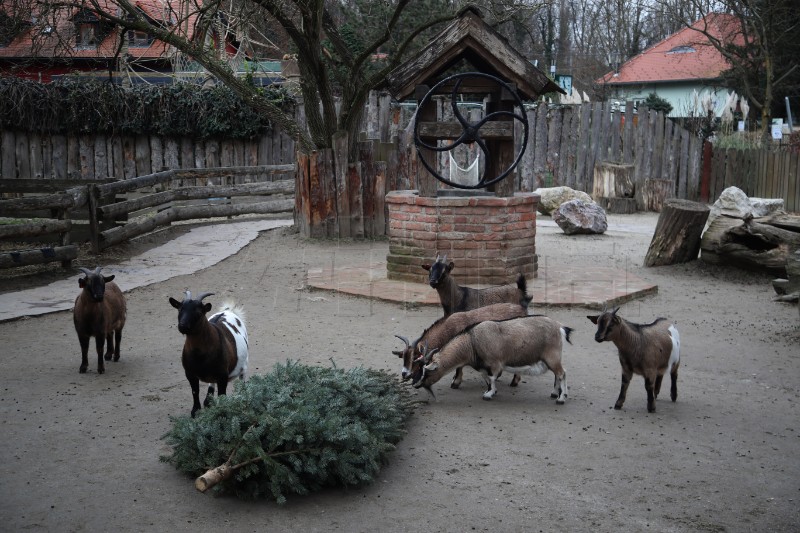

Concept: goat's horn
[[184, 290, 192, 301], [93, 266, 102, 274], [196, 292, 215, 302], [442, 254, 447, 262], [394, 335, 410, 348], [435, 253, 440, 262], [78, 267, 93, 276]]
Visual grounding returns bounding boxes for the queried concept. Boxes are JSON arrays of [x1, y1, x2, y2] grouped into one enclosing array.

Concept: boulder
[[707, 186, 784, 227], [553, 199, 608, 235], [534, 186, 594, 215]]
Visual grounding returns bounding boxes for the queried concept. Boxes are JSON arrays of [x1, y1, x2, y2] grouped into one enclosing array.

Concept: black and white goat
[[587, 307, 680, 413], [168, 291, 249, 418], [393, 302, 529, 385], [422, 255, 532, 317], [414, 315, 571, 403], [73, 267, 127, 374]]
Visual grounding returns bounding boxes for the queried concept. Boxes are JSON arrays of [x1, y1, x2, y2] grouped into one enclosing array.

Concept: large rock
[[534, 186, 594, 215], [707, 186, 784, 227], [553, 199, 608, 235]]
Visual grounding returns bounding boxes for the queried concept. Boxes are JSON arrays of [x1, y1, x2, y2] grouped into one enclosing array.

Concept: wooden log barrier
[[0, 245, 78, 269], [644, 199, 710, 267], [0, 219, 71, 239]]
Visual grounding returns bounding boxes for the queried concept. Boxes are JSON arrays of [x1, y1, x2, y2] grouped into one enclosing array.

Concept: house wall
[[605, 82, 735, 119]]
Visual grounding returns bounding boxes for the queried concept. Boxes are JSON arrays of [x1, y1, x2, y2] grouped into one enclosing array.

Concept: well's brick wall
[[385, 191, 539, 285]]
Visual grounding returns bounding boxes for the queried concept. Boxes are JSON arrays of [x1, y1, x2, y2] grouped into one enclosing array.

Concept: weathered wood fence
[[706, 147, 800, 212], [0, 166, 293, 268]]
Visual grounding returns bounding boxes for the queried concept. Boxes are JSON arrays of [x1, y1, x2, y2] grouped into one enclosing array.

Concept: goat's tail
[[516, 274, 533, 307], [219, 301, 246, 322], [561, 326, 574, 345]]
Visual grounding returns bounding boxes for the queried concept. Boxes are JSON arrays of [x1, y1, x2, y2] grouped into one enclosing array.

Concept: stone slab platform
[[307, 261, 657, 309]]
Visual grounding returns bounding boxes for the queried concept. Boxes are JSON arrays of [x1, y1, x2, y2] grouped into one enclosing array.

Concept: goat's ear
[[392, 350, 404, 357], [446, 261, 454, 272], [587, 315, 599, 324], [169, 297, 181, 309], [79, 278, 87, 288], [202, 302, 213, 314], [424, 361, 439, 372], [103, 275, 115, 282], [421, 264, 431, 271]]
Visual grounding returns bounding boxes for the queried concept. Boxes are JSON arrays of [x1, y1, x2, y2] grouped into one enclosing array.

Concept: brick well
[[385, 190, 539, 285]]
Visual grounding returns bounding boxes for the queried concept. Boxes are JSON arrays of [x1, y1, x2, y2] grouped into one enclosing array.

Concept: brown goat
[[73, 267, 127, 374], [588, 307, 681, 413], [393, 302, 529, 385], [421, 255, 531, 317]]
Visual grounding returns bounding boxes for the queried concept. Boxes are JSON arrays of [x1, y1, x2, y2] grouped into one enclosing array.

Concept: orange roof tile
[[597, 13, 742, 85]]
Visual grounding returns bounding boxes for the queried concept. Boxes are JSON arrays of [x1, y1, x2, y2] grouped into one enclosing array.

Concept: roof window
[[667, 45, 696, 54]]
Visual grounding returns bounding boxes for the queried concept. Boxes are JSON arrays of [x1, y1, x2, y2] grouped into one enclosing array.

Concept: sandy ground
[[0, 214, 798, 533]]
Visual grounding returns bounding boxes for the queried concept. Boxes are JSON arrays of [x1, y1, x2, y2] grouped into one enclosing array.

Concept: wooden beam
[[0, 245, 78, 269], [418, 121, 513, 140]]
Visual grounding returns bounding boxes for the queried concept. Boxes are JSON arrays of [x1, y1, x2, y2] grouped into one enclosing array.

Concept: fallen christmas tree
[[161, 361, 417, 503]]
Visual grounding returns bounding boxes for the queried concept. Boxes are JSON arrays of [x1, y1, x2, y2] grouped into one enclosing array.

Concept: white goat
[[587, 307, 680, 413], [414, 316, 571, 403]]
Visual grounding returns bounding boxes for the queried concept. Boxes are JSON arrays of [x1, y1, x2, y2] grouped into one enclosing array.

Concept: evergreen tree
[[161, 362, 418, 503], [643, 92, 673, 115]]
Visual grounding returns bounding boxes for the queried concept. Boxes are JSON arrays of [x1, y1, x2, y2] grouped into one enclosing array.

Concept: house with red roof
[[0, 1, 281, 85], [596, 13, 742, 118]]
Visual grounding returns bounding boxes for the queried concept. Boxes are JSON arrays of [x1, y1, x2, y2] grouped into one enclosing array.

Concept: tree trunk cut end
[[195, 463, 233, 493]]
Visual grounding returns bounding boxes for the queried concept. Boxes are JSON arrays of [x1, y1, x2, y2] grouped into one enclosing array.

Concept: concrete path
[[0, 219, 292, 322]]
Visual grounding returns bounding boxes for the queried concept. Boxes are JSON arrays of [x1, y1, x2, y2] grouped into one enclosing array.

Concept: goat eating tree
[[168, 291, 249, 418]]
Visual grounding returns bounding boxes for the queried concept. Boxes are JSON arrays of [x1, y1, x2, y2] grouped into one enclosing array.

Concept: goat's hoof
[[104, 353, 112, 361], [79, 366, 87, 374], [648, 406, 656, 413], [613, 404, 623, 410], [450, 382, 461, 389], [556, 399, 565, 405], [550, 392, 558, 398], [482, 394, 494, 401], [113, 354, 120, 362], [97, 367, 105, 374]]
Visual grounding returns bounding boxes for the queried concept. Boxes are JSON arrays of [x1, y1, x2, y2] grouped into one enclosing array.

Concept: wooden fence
[[706, 147, 800, 212], [0, 166, 293, 268]]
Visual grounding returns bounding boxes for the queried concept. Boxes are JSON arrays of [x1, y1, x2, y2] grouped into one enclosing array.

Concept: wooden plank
[[92, 134, 107, 180], [677, 129, 689, 200], [134, 135, 150, 177], [205, 139, 220, 169], [650, 111, 664, 181], [622, 100, 634, 164], [41, 134, 53, 180], [575, 104, 591, 190], [598, 101, 612, 163], [533, 103, 548, 188], [588, 102, 603, 186], [121, 136, 135, 180], [149, 136, 164, 174], [29, 133, 44, 179], [78, 134, 94, 179], [374, 161, 387, 237], [348, 163, 364, 239], [52, 134, 67, 181], [662, 119, 675, 183], [332, 132, 350, 239], [1, 131, 15, 179], [16, 132, 31, 180], [360, 142, 376, 237], [518, 108, 535, 191], [632, 109, 648, 209], [379, 92, 392, 143], [557, 107, 573, 187], [545, 105, 562, 186], [788, 152, 799, 212], [67, 134, 80, 179], [609, 108, 621, 163]]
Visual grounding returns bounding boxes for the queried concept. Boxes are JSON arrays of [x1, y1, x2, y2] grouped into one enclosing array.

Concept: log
[[0, 245, 78, 269], [195, 463, 234, 493], [0, 218, 71, 239], [592, 162, 634, 199], [596, 196, 637, 214], [772, 249, 800, 296], [700, 215, 800, 276], [644, 199, 710, 267], [642, 178, 674, 212]]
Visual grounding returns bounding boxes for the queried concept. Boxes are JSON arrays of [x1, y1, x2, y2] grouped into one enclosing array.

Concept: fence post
[[88, 184, 101, 254]]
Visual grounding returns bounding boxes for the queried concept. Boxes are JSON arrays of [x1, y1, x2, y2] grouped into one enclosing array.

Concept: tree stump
[[597, 196, 637, 214], [592, 162, 634, 199], [643, 178, 675, 212], [644, 199, 710, 267]]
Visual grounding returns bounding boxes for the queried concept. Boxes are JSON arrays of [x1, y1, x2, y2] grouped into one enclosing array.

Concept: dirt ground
[[0, 214, 798, 533]]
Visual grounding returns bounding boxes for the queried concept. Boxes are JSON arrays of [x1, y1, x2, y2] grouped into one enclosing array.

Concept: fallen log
[[700, 214, 800, 276], [0, 245, 78, 269], [644, 199, 710, 267]]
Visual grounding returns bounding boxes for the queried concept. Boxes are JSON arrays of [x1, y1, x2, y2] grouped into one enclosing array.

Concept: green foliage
[[0, 77, 295, 140], [642, 93, 673, 116], [161, 361, 417, 502]]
